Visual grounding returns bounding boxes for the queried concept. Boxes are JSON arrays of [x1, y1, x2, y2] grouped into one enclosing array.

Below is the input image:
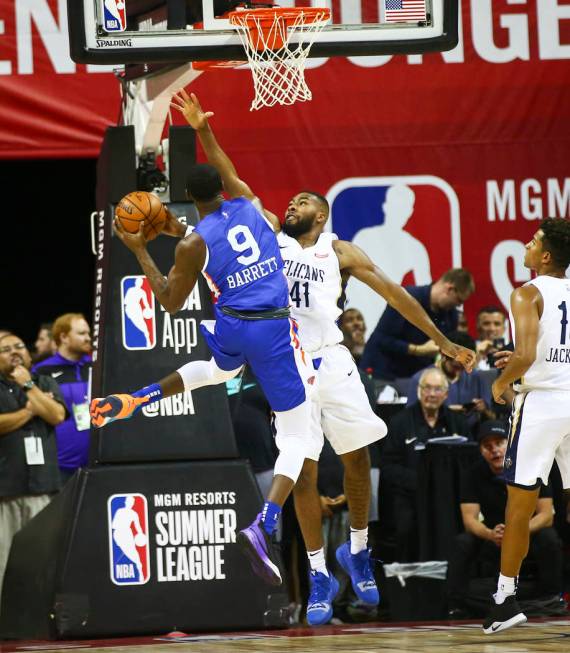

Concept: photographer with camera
[[406, 331, 495, 435], [475, 306, 513, 371]]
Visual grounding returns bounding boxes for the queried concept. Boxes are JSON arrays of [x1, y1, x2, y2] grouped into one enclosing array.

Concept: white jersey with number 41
[[278, 231, 345, 354]]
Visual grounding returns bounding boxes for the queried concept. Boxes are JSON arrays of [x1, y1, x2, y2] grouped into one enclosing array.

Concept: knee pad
[[177, 357, 242, 392], [273, 438, 307, 483], [273, 401, 312, 482]]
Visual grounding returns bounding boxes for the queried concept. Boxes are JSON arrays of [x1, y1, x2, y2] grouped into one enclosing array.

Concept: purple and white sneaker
[[237, 514, 282, 586]]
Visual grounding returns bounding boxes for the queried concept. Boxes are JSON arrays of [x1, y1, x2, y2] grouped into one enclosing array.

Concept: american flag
[[384, 0, 427, 23]]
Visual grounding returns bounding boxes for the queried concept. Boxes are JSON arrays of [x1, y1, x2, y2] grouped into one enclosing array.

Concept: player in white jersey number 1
[[263, 193, 475, 624], [483, 218, 570, 635]]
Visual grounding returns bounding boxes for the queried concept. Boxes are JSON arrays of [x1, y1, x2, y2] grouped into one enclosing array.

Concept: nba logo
[[101, 0, 127, 32], [108, 493, 150, 585], [121, 276, 156, 351], [327, 175, 461, 335]]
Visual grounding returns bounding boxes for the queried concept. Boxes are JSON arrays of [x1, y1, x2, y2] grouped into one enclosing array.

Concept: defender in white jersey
[[264, 192, 476, 625], [278, 228, 383, 458], [483, 218, 570, 635]]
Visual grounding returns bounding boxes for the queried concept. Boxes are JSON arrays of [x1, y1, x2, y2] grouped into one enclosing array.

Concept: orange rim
[[228, 7, 330, 51], [228, 7, 331, 27]]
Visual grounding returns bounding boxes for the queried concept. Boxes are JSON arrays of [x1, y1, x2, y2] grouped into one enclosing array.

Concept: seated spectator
[[33, 313, 92, 484], [475, 305, 511, 371], [361, 268, 475, 380], [380, 367, 469, 561], [406, 331, 495, 434], [339, 308, 367, 366], [0, 332, 65, 603], [447, 420, 562, 618], [32, 322, 56, 364]]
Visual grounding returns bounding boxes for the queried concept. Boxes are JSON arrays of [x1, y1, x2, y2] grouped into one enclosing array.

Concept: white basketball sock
[[307, 548, 328, 576], [494, 574, 517, 604], [350, 527, 368, 554]]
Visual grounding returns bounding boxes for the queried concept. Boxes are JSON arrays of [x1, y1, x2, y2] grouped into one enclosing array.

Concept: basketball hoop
[[227, 7, 331, 111]]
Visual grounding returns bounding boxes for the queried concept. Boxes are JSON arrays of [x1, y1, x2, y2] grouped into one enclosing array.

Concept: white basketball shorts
[[305, 345, 387, 461], [504, 388, 570, 488]]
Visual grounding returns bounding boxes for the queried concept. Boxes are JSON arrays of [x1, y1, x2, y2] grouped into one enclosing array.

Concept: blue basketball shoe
[[306, 570, 339, 626], [237, 515, 282, 586], [336, 541, 379, 605]]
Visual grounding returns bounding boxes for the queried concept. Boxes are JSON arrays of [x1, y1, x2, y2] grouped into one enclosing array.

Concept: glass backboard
[[68, 0, 459, 65]]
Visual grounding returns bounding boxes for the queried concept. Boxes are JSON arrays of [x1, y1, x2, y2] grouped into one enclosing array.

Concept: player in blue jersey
[[90, 90, 315, 587]]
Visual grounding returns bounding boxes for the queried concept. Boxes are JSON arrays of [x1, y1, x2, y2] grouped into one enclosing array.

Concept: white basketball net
[[230, 9, 330, 111]]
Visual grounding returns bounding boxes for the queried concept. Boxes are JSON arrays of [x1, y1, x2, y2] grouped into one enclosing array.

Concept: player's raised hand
[[113, 216, 147, 252], [170, 89, 214, 130], [440, 340, 477, 373]]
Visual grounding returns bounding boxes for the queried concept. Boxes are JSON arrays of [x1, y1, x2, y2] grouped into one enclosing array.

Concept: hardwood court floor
[[2, 618, 570, 653]]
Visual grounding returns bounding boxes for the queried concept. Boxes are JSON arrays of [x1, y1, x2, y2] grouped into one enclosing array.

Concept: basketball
[[115, 191, 167, 241]]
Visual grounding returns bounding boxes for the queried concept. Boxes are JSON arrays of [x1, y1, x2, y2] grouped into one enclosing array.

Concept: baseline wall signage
[[114, 489, 238, 584], [0, 463, 287, 639]]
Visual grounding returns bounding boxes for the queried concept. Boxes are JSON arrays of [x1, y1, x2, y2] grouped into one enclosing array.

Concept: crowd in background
[[1, 273, 569, 622]]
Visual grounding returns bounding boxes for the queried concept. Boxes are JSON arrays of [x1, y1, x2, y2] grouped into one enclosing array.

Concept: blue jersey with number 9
[[193, 197, 289, 311]]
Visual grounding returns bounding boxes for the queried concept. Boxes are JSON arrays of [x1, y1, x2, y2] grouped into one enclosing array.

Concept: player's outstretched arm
[[262, 207, 282, 233], [170, 89, 256, 201], [334, 239, 476, 372], [491, 285, 540, 404]]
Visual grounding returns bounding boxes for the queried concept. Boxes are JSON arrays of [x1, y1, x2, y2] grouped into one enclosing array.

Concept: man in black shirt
[[0, 332, 65, 603], [380, 367, 469, 561], [361, 268, 475, 380], [447, 420, 562, 617]]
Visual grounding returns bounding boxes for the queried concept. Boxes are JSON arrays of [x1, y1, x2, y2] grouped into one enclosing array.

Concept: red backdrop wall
[[1, 0, 569, 331]]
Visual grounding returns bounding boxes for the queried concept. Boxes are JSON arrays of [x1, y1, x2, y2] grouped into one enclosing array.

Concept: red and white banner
[[1, 0, 569, 327]]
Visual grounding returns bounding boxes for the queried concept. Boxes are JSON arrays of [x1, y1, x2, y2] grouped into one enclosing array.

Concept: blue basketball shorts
[[200, 311, 314, 412]]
